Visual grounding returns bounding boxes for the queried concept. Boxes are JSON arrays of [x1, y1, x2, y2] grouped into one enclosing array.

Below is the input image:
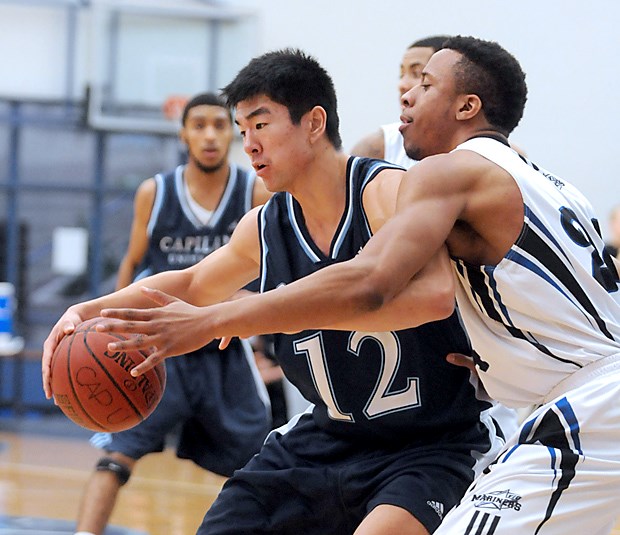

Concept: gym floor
[[1, 412, 619, 535], [0, 413, 225, 535]]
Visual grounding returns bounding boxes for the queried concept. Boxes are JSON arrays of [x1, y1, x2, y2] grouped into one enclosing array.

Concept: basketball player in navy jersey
[[43, 50, 504, 535], [115, 39, 620, 533], [72, 93, 272, 535]]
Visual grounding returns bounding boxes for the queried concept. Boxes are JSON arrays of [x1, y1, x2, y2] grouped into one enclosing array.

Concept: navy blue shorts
[[198, 411, 493, 534], [91, 339, 271, 477]]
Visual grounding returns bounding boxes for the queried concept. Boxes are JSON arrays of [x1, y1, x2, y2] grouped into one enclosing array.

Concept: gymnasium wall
[[230, 0, 620, 236], [0, 0, 617, 232]]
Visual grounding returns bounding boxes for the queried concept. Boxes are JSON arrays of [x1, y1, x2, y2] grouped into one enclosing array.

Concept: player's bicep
[[360, 158, 466, 300]]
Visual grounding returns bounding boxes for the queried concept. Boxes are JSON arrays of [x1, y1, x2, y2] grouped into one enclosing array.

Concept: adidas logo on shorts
[[427, 500, 444, 519]]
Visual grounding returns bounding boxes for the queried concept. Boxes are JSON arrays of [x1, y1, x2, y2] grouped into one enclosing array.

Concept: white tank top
[[452, 137, 620, 408]]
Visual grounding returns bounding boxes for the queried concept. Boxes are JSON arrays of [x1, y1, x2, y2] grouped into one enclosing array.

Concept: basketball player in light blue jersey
[[130, 37, 620, 534]]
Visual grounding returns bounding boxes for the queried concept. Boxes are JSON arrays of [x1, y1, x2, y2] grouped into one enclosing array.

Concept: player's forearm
[[74, 270, 196, 319], [205, 259, 388, 339], [324, 246, 455, 331], [326, 274, 454, 331]]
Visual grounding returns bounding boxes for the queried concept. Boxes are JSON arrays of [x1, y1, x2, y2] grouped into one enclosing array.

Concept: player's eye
[[256, 123, 266, 130]]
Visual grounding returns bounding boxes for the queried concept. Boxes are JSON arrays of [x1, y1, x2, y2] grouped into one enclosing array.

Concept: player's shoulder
[[351, 156, 404, 190], [410, 150, 501, 189], [134, 175, 158, 204]]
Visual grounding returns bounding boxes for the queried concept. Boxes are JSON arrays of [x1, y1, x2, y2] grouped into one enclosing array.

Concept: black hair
[[181, 92, 232, 126], [441, 36, 527, 135], [221, 48, 342, 150], [409, 35, 451, 52]]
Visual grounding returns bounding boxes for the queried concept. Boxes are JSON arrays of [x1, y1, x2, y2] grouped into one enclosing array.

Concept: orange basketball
[[50, 317, 166, 432]]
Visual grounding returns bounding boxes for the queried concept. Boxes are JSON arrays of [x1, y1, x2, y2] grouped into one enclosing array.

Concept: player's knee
[[95, 456, 132, 486]]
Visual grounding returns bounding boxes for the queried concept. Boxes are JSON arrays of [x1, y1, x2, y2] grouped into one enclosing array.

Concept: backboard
[[86, 0, 258, 134]]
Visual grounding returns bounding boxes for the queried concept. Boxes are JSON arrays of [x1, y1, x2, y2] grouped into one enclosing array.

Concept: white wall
[[1, 0, 618, 235], [228, 0, 620, 237]]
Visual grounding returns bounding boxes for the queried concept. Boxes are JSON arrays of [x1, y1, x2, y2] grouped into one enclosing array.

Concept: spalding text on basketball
[[104, 349, 159, 408]]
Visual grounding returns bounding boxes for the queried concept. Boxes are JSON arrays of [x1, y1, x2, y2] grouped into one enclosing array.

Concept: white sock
[[75, 532, 97, 535]]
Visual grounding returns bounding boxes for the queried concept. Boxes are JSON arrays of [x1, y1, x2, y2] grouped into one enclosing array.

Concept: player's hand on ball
[[42, 305, 90, 400], [97, 287, 216, 376]]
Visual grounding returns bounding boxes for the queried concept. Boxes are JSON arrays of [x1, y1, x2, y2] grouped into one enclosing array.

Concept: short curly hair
[[441, 36, 527, 135]]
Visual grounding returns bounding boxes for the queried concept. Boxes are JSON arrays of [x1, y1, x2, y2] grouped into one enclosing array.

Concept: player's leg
[[176, 341, 271, 476], [354, 504, 429, 535], [75, 359, 193, 535], [436, 369, 620, 534], [346, 418, 498, 535], [197, 410, 350, 535], [75, 452, 135, 535]]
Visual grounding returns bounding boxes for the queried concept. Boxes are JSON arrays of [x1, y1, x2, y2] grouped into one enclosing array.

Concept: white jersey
[[452, 137, 620, 408], [381, 122, 416, 168]]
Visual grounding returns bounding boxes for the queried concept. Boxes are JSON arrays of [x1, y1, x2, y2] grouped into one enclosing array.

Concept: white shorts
[[436, 360, 620, 534]]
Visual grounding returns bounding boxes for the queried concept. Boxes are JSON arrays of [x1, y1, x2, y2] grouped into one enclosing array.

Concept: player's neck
[[288, 151, 349, 254], [290, 150, 347, 208], [184, 161, 231, 208], [464, 128, 510, 147]]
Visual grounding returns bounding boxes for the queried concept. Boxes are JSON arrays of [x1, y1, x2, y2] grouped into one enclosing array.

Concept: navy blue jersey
[[136, 163, 255, 278], [259, 156, 491, 443]]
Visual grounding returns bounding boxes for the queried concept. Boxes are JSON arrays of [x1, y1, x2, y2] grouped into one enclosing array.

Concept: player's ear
[[455, 94, 482, 121], [307, 106, 327, 143], [178, 126, 188, 145]]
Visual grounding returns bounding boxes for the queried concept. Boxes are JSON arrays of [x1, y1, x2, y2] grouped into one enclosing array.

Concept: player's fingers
[[41, 355, 52, 399], [130, 352, 164, 377], [446, 352, 477, 373], [42, 328, 68, 399], [218, 336, 233, 350], [100, 308, 159, 322], [62, 320, 76, 335], [107, 332, 156, 352]]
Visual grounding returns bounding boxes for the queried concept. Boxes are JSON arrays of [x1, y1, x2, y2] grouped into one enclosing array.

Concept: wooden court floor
[[0, 414, 226, 535], [1, 414, 620, 535]]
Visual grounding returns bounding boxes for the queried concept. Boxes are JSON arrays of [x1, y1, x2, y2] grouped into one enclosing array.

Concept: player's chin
[[403, 141, 422, 162]]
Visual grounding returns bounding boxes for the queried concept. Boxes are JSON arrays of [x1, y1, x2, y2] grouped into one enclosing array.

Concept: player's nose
[[401, 86, 416, 109], [242, 130, 260, 154]]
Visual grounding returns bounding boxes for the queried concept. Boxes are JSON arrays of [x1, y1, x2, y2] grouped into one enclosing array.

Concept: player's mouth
[[399, 115, 412, 133], [202, 147, 220, 157]]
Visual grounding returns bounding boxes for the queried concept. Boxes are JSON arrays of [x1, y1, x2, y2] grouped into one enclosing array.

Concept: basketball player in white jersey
[[90, 37, 620, 533], [353, 35, 522, 441], [350, 35, 448, 168]]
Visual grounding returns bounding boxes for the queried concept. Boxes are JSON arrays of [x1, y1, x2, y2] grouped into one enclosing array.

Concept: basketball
[[50, 317, 166, 432]]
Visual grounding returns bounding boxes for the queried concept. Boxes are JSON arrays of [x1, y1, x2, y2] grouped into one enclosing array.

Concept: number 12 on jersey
[[294, 331, 421, 422]]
